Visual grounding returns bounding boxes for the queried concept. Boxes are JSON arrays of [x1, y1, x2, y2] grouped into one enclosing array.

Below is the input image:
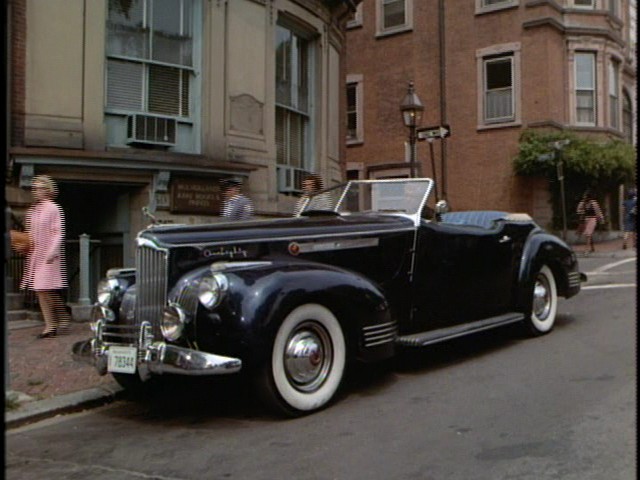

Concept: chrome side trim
[[568, 271, 583, 288], [295, 237, 379, 253], [149, 227, 417, 250], [397, 312, 524, 347], [363, 321, 398, 347]]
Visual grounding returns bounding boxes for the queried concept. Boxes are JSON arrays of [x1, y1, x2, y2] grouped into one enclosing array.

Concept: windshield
[[300, 178, 434, 219]]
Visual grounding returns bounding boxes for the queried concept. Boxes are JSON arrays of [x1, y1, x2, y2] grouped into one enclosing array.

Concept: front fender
[[221, 259, 393, 366]]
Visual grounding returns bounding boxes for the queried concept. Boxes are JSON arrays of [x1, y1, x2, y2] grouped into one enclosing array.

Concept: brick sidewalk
[[7, 322, 117, 401]]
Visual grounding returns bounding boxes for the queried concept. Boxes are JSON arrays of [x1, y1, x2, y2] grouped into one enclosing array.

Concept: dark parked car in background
[[74, 178, 585, 416]]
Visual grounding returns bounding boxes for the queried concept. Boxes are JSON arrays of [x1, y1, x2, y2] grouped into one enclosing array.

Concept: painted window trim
[[608, 57, 621, 130], [346, 74, 364, 145], [375, 0, 413, 38], [475, 0, 520, 15], [346, 3, 363, 29], [476, 42, 522, 130], [571, 0, 597, 9], [275, 17, 317, 172], [573, 51, 598, 127]]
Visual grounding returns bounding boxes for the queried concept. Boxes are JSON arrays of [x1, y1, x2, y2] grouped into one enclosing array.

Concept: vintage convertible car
[[73, 178, 585, 416]]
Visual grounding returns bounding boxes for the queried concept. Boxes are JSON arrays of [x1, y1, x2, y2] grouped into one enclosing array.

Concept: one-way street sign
[[416, 124, 451, 140]]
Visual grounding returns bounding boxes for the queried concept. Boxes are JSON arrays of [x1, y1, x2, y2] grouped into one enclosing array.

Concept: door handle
[[499, 235, 511, 243]]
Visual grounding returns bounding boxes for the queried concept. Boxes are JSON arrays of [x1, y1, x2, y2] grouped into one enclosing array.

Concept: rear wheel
[[522, 265, 558, 336], [257, 304, 346, 417]]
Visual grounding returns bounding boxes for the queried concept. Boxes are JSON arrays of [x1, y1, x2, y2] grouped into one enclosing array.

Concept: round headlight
[[161, 303, 186, 341], [97, 278, 120, 307], [91, 305, 116, 323], [197, 273, 229, 309]]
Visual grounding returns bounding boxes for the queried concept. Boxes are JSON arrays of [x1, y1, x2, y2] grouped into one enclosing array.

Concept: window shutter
[[148, 64, 188, 116], [107, 59, 143, 110]]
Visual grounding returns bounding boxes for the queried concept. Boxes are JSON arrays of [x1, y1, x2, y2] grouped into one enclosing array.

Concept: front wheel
[[257, 304, 346, 417], [522, 265, 558, 336]]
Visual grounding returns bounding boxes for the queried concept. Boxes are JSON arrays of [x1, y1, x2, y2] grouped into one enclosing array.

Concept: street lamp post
[[538, 139, 571, 241], [400, 81, 424, 178], [552, 140, 570, 242]]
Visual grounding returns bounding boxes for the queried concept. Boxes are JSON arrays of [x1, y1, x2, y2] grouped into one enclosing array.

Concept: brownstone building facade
[[345, 0, 636, 227], [5, 0, 355, 304]]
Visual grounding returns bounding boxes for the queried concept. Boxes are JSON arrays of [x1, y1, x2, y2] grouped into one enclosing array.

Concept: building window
[[575, 52, 596, 125], [622, 90, 633, 143], [347, 3, 363, 29], [376, 0, 413, 37], [475, 0, 519, 14], [346, 74, 363, 144], [476, 43, 521, 128], [275, 22, 314, 177], [609, 0, 619, 17], [106, 0, 194, 118], [609, 60, 620, 129], [484, 56, 514, 123], [573, 0, 596, 8]]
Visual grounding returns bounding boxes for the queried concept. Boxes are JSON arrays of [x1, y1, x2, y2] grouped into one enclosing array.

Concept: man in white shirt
[[220, 178, 254, 221]]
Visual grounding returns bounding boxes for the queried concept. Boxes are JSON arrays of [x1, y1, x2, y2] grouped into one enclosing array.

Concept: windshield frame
[[299, 178, 434, 227]]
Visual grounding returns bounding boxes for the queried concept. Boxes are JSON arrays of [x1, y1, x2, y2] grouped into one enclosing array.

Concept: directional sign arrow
[[417, 124, 451, 140]]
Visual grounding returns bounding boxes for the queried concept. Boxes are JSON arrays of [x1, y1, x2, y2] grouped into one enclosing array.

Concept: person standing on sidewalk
[[576, 189, 605, 255], [219, 178, 254, 221], [20, 175, 71, 338], [622, 189, 637, 250], [293, 173, 332, 216]]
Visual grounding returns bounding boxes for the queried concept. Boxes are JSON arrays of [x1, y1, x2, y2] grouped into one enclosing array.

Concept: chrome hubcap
[[284, 322, 332, 393], [533, 275, 551, 320]]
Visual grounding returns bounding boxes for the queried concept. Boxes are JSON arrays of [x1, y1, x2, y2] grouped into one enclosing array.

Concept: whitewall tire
[[260, 303, 346, 416], [524, 265, 558, 336]]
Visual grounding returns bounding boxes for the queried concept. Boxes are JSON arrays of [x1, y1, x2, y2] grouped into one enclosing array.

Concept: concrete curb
[[5, 384, 124, 430]]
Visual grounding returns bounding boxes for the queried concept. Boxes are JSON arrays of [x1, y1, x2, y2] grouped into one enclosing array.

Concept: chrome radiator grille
[[135, 243, 169, 337]]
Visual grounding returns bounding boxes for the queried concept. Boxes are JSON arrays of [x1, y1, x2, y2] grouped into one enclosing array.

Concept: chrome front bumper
[[72, 320, 242, 379]]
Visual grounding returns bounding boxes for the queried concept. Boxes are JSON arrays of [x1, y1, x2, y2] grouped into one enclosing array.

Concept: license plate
[[107, 346, 137, 374]]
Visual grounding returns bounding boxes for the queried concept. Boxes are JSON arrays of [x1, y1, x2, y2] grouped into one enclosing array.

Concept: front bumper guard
[[72, 321, 242, 379]]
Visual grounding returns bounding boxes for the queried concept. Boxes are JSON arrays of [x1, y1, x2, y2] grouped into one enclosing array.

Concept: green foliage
[[514, 130, 636, 185], [514, 129, 636, 230]]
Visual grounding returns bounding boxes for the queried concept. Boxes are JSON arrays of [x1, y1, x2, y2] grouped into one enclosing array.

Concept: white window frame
[[376, 0, 413, 38], [105, 0, 197, 120], [476, 42, 521, 129], [347, 3, 363, 29], [275, 19, 316, 174], [608, 59, 620, 129], [475, 0, 519, 15], [346, 74, 364, 145], [572, 0, 597, 9], [622, 89, 634, 144], [574, 52, 597, 126]]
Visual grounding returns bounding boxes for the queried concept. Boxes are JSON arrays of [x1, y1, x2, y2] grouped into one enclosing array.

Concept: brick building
[[344, 0, 636, 227], [5, 0, 356, 302]]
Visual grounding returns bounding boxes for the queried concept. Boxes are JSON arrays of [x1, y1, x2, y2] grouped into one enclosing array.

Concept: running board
[[397, 312, 525, 348]]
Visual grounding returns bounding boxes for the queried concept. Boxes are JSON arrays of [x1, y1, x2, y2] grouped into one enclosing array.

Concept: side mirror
[[435, 200, 450, 215]]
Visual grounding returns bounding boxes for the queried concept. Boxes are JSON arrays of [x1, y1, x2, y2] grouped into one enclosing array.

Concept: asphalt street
[[6, 255, 636, 480]]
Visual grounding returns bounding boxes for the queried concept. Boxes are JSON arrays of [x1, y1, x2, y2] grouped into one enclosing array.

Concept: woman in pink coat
[[20, 175, 71, 338]]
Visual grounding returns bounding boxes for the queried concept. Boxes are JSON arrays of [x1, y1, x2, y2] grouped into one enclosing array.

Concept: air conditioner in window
[[277, 166, 308, 193], [126, 114, 177, 147]]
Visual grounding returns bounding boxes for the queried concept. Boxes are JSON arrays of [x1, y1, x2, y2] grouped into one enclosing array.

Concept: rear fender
[[517, 232, 576, 309]]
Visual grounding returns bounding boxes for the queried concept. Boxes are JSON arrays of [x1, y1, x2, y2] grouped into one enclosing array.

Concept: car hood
[[138, 214, 416, 248]]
